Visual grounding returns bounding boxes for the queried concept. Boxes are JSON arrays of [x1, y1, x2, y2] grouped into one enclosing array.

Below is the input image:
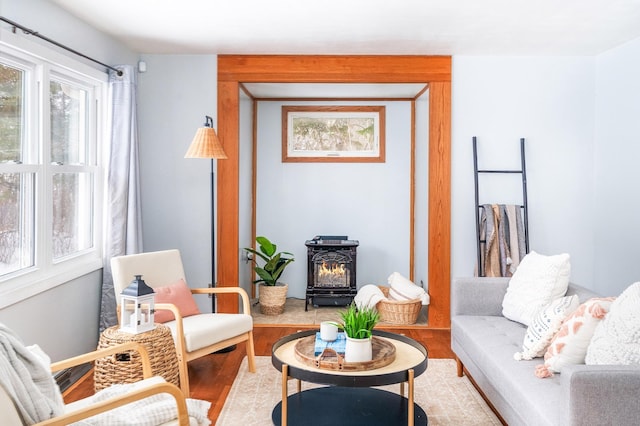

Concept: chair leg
[[246, 331, 256, 373], [456, 356, 464, 377]]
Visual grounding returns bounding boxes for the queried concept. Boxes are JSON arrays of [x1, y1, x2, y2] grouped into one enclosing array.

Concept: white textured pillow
[[586, 282, 640, 365], [502, 251, 571, 326], [514, 295, 579, 361], [387, 272, 430, 305], [535, 297, 614, 378]]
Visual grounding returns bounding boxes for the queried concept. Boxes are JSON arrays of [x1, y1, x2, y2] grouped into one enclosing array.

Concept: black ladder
[[473, 136, 530, 277]]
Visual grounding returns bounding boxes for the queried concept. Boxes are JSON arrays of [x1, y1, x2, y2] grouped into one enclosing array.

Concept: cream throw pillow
[[514, 294, 579, 361], [502, 251, 571, 326], [586, 282, 640, 365]]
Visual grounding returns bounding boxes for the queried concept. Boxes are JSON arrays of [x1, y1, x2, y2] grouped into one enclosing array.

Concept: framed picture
[[282, 106, 385, 162]]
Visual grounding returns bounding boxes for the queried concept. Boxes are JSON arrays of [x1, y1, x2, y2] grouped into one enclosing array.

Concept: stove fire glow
[[317, 260, 348, 287]]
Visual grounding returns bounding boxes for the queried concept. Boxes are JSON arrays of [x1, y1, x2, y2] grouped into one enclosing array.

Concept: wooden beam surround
[[217, 55, 451, 329]]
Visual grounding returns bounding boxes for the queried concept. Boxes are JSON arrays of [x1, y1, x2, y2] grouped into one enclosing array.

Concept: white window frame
[[0, 28, 107, 308]]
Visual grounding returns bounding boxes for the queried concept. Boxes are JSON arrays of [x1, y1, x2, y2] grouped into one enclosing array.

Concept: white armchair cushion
[[164, 314, 253, 352]]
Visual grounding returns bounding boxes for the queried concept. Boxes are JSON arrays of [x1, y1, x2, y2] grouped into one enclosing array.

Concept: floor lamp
[[185, 116, 227, 313]]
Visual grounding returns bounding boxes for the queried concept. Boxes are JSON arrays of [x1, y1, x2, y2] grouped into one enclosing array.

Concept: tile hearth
[[250, 298, 428, 326]]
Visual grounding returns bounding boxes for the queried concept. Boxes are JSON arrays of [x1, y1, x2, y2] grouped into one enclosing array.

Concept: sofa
[[451, 277, 640, 426]]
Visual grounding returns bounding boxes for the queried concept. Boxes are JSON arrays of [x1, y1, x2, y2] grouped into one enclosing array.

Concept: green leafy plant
[[339, 303, 380, 339], [244, 236, 294, 286]]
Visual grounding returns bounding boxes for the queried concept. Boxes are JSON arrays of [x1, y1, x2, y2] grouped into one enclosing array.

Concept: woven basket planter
[[376, 286, 422, 325], [259, 283, 288, 315]]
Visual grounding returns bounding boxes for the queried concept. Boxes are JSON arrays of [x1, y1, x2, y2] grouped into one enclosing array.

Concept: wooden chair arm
[[50, 342, 152, 379], [155, 302, 184, 321], [35, 381, 189, 426], [191, 286, 252, 314]]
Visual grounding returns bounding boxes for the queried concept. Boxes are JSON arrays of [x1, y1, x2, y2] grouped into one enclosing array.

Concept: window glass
[[0, 172, 35, 274], [0, 63, 23, 163], [50, 80, 87, 165], [52, 172, 93, 259]]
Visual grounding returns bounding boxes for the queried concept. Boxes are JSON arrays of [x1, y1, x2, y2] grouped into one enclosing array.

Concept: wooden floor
[[64, 325, 454, 423]]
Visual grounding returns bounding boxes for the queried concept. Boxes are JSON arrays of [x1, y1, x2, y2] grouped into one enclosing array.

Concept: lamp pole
[[210, 158, 216, 312]]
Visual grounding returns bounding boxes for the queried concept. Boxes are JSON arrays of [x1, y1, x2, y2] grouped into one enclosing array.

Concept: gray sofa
[[451, 277, 640, 426]]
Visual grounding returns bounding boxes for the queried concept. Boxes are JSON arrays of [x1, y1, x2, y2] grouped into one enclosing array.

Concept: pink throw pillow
[[535, 297, 615, 378], [153, 279, 201, 323]]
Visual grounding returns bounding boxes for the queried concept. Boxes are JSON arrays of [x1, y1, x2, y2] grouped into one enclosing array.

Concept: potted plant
[[339, 303, 380, 362], [244, 236, 294, 315]]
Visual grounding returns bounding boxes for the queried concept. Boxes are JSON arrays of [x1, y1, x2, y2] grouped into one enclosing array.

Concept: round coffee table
[[271, 329, 428, 426]]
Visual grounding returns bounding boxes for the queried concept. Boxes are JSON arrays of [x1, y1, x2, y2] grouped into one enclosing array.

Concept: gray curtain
[[99, 65, 143, 332]]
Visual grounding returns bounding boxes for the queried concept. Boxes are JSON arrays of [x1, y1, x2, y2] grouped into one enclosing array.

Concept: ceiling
[[50, 0, 640, 56]]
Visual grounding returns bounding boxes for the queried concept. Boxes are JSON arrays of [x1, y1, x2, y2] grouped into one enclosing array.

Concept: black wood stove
[[305, 235, 359, 311]]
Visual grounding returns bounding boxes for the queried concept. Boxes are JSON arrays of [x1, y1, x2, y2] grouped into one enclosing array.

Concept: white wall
[[593, 37, 640, 295], [255, 101, 414, 299], [451, 56, 597, 288], [137, 55, 219, 313], [0, 0, 137, 360]]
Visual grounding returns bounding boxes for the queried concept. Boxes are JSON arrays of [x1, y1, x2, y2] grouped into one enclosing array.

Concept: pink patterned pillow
[[535, 297, 615, 378], [153, 279, 201, 323]]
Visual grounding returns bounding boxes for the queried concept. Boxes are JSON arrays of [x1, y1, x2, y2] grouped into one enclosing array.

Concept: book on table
[[314, 332, 346, 356]]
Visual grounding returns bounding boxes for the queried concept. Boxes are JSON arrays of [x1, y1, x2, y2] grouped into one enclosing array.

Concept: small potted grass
[[339, 303, 380, 362]]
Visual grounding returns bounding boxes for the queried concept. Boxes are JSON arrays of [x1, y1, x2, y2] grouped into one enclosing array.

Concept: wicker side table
[[94, 324, 180, 391]]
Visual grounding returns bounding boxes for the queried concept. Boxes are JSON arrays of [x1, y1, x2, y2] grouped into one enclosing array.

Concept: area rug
[[216, 357, 500, 425]]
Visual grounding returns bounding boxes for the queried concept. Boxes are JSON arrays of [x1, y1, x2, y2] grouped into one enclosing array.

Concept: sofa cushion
[[451, 315, 565, 425], [514, 295, 579, 360], [535, 297, 614, 377], [586, 282, 640, 365], [153, 279, 201, 323], [502, 251, 571, 326]]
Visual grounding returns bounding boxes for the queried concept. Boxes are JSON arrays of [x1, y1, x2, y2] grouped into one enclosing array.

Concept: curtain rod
[[0, 16, 123, 76]]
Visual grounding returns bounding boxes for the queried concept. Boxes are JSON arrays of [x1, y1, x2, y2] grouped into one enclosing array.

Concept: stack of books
[[314, 332, 347, 356]]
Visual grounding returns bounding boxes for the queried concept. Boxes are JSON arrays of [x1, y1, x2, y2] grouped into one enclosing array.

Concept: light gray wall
[[136, 54, 219, 313], [0, 0, 137, 360], [593, 37, 640, 296], [255, 101, 414, 299], [451, 56, 597, 288]]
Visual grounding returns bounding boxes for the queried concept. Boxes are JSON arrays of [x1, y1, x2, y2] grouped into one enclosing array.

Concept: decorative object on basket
[[387, 272, 430, 305], [353, 284, 386, 310], [244, 236, 294, 315], [119, 275, 156, 334], [339, 303, 380, 362]]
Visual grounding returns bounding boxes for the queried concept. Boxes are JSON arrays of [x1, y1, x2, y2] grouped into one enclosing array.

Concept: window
[[0, 35, 106, 307]]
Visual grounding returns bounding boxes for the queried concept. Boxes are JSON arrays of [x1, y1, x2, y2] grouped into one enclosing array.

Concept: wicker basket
[[94, 325, 180, 391], [259, 283, 288, 315], [376, 286, 422, 325]]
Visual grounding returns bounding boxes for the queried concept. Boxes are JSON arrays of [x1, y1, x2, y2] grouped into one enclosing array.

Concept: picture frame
[[282, 106, 385, 162]]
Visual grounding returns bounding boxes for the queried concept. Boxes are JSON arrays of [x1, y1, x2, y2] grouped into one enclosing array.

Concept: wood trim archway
[[216, 55, 451, 329]]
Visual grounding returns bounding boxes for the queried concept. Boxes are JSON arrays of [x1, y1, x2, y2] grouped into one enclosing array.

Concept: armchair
[[0, 340, 194, 426], [110, 249, 256, 396]]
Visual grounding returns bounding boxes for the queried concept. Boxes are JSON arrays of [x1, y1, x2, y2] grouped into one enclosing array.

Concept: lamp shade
[[185, 126, 228, 159]]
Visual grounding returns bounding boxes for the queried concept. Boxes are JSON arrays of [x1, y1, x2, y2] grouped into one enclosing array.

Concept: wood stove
[[305, 235, 359, 311]]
